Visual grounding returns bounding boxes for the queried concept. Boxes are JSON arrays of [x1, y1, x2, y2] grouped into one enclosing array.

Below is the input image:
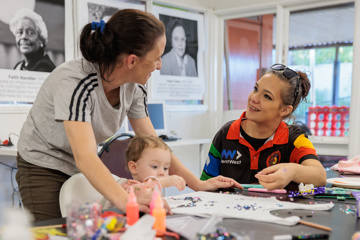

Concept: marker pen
[[248, 188, 287, 194], [240, 184, 265, 189], [273, 233, 329, 240]]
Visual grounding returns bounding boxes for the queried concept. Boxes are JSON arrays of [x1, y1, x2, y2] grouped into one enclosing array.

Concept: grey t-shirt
[[17, 59, 148, 176]]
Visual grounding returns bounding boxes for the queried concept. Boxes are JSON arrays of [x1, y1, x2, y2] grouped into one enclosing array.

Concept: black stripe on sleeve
[[138, 85, 148, 117], [74, 78, 98, 121], [68, 73, 97, 121], [81, 83, 98, 122], [299, 154, 319, 164]]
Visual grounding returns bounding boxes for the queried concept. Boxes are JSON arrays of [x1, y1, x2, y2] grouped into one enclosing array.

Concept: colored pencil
[[32, 224, 66, 230], [299, 220, 332, 232]]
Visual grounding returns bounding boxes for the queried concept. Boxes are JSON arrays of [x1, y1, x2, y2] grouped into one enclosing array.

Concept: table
[[33, 170, 360, 240], [33, 194, 359, 240], [219, 190, 359, 240], [0, 145, 17, 157]]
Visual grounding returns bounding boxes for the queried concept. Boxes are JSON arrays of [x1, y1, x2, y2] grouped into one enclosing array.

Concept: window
[[287, 4, 354, 136]]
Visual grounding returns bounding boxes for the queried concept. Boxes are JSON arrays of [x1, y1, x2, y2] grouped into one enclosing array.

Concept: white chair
[[59, 173, 120, 217]]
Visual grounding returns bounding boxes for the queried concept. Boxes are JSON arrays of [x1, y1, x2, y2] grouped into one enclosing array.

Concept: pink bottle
[[126, 186, 139, 226], [150, 189, 159, 215]]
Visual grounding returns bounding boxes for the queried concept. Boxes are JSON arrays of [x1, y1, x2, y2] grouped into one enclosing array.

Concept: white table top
[[0, 145, 17, 157]]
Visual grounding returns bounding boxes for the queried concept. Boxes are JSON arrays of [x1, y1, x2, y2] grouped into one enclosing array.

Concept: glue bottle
[[152, 192, 166, 236], [126, 186, 139, 226], [150, 187, 159, 215]]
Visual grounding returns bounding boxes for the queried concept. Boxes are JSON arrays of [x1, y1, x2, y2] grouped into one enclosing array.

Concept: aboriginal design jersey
[[200, 112, 318, 184]]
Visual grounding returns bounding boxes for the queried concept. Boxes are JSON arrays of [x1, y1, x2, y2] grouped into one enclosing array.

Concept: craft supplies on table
[[352, 191, 360, 218], [126, 186, 139, 226], [239, 184, 264, 189], [165, 191, 334, 227], [248, 188, 286, 194], [152, 190, 166, 236], [273, 233, 329, 240], [166, 215, 222, 239], [327, 177, 360, 189]]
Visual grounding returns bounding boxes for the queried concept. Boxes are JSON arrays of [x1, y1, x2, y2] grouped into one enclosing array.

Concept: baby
[[103, 134, 186, 209], [125, 134, 186, 190]]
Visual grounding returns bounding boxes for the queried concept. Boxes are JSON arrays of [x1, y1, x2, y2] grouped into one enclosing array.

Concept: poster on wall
[[151, 6, 205, 101], [74, 0, 145, 58], [0, 0, 65, 102]]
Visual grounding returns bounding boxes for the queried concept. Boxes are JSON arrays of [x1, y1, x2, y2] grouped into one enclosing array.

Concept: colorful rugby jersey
[[200, 111, 318, 184], [18, 59, 148, 176]]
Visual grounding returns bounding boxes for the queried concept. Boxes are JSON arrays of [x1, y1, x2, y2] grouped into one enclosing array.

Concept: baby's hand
[[160, 175, 186, 191]]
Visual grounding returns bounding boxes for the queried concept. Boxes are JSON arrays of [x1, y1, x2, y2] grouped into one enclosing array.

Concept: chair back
[[98, 133, 134, 179], [59, 173, 120, 217]]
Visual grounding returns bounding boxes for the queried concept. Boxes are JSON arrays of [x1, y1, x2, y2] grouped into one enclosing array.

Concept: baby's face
[[133, 148, 171, 182]]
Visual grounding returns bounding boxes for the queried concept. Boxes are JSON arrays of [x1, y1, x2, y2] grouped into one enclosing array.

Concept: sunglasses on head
[[270, 63, 300, 106]]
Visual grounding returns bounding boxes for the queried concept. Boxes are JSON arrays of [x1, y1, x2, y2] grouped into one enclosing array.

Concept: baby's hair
[[126, 135, 171, 164]]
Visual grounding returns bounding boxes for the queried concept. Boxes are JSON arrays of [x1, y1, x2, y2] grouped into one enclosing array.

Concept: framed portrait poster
[[74, 0, 145, 58], [151, 5, 205, 104], [0, 0, 66, 103]]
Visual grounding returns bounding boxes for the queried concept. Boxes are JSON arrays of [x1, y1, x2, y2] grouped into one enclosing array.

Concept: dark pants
[[16, 153, 70, 222]]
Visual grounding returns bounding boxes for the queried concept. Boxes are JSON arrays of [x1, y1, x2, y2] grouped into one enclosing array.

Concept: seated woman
[[201, 64, 326, 190]]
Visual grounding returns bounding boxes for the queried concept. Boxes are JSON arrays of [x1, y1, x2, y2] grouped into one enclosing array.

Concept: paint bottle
[[152, 192, 166, 236], [126, 186, 139, 226], [150, 187, 159, 215]]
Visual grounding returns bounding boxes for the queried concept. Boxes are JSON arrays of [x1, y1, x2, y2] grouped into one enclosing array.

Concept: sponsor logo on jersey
[[221, 149, 242, 164]]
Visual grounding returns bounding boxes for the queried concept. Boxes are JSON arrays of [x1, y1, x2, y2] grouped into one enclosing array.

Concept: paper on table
[[165, 191, 334, 226], [166, 215, 222, 239]]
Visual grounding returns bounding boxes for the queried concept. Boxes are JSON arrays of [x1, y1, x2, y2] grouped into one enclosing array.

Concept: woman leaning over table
[[16, 9, 241, 222], [201, 64, 326, 190]]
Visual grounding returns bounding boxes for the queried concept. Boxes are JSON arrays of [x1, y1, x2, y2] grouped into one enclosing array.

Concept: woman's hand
[[255, 160, 327, 189], [255, 163, 296, 190], [197, 175, 243, 191]]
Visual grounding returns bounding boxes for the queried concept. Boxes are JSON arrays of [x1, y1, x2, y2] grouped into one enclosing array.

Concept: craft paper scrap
[[165, 191, 334, 226]]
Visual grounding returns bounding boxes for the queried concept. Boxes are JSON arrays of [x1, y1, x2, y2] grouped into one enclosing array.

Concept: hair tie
[[91, 19, 105, 33]]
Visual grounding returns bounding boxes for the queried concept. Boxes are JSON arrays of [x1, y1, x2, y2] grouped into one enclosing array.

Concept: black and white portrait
[[160, 15, 198, 77], [151, 6, 205, 101], [0, 0, 65, 72]]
